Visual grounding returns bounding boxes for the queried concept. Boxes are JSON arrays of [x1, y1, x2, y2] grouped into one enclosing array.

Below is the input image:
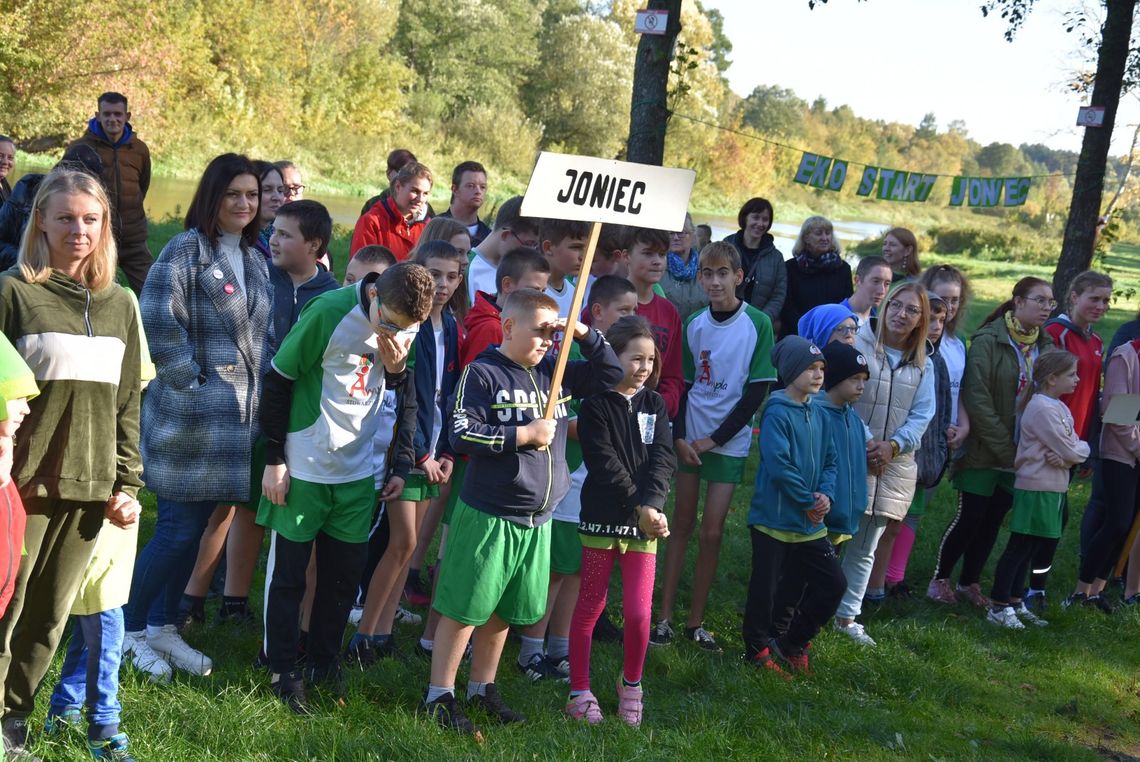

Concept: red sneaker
[[770, 639, 810, 675], [746, 647, 791, 681]]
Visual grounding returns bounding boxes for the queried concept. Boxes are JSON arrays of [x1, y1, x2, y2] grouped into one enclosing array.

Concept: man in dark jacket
[[69, 92, 152, 293]]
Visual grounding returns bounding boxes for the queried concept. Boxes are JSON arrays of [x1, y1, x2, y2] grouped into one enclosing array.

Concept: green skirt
[[1008, 488, 1065, 540]]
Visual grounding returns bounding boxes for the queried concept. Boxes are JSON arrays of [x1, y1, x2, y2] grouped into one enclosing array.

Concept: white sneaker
[[394, 606, 422, 627], [123, 630, 172, 683], [1012, 603, 1049, 627], [986, 606, 1026, 630], [147, 625, 214, 676], [347, 606, 363, 627], [834, 620, 877, 646]]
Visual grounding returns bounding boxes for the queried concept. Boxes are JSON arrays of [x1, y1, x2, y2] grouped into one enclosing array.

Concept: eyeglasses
[[1025, 295, 1058, 309], [284, 185, 305, 197], [833, 324, 858, 336], [506, 230, 540, 249], [886, 300, 922, 318], [670, 231, 693, 238], [375, 314, 419, 338]]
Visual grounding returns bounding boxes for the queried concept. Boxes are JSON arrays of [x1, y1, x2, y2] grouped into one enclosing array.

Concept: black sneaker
[[684, 625, 723, 653], [2, 717, 41, 762], [304, 661, 347, 701], [216, 603, 255, 626], [649, 620, 674, 646], [593, 610, 624, 642], [420, 692, 479, 736], [1122, 593, 1140, 606], [517, 653, 569, 683], [887, 582, 912, 600], [467, 683, 525, 724], [1085, 594, 1115, 615], [1061, 592, 1087, 610], [174, 601, 204, 632], [271, 671, 311, 715], [345, 638, 378, 668]]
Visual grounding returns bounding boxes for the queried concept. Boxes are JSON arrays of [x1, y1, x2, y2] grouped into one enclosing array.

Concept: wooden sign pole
[[543, 220, 602, 420]]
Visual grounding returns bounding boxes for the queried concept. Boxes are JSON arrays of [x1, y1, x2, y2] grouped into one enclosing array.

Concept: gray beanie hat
[[771, 335, 825, 385]]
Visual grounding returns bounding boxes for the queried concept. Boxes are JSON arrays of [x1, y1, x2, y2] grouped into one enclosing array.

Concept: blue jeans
[[48, 608, 124, 738], [123, 498, 216, 631]]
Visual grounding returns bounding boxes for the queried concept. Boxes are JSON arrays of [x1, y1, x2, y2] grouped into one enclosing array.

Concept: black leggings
[[932, 488, 1014, 587], [991, 532, 1049, 604], [1078, 459, 1140, 584]]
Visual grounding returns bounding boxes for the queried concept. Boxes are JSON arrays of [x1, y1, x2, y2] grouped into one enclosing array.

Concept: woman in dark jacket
[[779, 215, 853, 338], [123, 154, 273, 679], [724, 197, 786, 324]]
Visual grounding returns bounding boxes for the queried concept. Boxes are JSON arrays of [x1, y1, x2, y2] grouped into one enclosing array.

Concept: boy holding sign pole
[[421, 281, 622, 734]]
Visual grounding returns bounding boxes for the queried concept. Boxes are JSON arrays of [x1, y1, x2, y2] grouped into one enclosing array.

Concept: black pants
[[356, 504, 392, 607], [742, 529, 845, 656], [116, 240, 152, 295], [1079, 459, 1140, 583], [991, 532, 1049, 604], [932, 488, 1014, 587], [265, 530, 367, 674]]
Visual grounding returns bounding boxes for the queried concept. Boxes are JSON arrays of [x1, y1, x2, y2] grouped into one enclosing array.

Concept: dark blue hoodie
[[408, 310, 461, 463], [450, 328, 622, 527]]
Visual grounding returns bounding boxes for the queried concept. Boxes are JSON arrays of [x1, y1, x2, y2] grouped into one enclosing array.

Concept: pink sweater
[[1014, 394, 1090, 492], [1099, 339, 1140, 467]]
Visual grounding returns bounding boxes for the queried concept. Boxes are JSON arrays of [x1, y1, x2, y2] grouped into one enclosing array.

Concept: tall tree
[[626, 0, 682, 165], [982, 0, 1138, 301]]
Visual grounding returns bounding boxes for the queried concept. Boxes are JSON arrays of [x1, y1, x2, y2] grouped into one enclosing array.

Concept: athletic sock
[[180, 594, 205, 615], [419, 638, 433, 651], [547, 635, 569, 661], [466, 680, 489, 700], [145, 624, 165, 638], [222, 595, 248, 613], [622, 678, 641, 688], [425, 685, 453, 703], [518, 636, 545, 667], [370, 633, 392, 645], [348, 633, 368, 650]]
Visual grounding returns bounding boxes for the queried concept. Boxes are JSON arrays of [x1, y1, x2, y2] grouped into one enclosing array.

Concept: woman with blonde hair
[[834, 282, 934, 646], [0, 168, 142, 759], [779, 216, 853, 338]]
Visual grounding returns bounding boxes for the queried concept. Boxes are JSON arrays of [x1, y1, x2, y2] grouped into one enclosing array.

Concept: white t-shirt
[[372, 390, 399, 489], [545, 279, 575, 317], [467, 250, 497, 303], [682, 303, 777, 458], [941, 334, 966, 425]]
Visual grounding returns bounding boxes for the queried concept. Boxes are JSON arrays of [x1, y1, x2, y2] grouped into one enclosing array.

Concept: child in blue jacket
[[742, 336, 846, 676]]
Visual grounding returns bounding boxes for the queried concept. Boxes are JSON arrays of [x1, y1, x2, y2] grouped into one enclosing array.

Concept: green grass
[[42, 225, 1133, 760]]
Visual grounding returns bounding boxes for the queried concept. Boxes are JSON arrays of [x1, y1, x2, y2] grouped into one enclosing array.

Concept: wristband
[[890, 440, 900, 458]]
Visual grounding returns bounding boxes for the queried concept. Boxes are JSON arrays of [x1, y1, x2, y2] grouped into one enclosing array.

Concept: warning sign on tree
[[635, 9, 668, 35]]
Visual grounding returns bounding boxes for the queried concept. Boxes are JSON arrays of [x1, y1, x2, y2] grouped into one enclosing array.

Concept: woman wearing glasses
[[928, 276, 1056, 609], [661, 213, 709, 322], [833, 282, 934, 646], [124, 153, 274, 680]]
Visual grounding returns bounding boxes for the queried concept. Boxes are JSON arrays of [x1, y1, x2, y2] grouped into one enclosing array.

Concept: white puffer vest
[[854, 322, 926, 520]]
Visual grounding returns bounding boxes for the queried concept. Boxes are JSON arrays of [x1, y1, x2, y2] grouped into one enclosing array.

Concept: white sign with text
[[520, 151, 695, 231]]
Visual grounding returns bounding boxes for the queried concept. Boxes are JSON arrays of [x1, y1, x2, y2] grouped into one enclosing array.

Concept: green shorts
[[550, 519, 582, 575], [952, 468, 1015, 498], [1009, 488, 1065, 540], [399, 470, 440, 503], [432, 498, 550, 626], [442, 459, 467, 525], [579, 533, 656, 555], [255, 475, 376, 544], [907, 486, 928, 519], [678, 451, 746, 484]]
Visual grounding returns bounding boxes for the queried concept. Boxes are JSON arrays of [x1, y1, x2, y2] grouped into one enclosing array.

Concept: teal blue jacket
[[749, 391, 837, 535], [816, 392, 868, 536]]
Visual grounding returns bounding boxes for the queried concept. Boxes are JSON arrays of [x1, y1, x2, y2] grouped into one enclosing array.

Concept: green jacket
[[0, 269, 142, 501], [957, 316, 1055, 473]]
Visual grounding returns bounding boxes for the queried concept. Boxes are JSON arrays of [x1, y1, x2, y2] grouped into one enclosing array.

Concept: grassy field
[[26, 228, 1140, 760]]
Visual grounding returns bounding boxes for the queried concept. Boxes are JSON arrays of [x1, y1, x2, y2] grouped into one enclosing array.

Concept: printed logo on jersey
[[493, 388, 569, 422], [348, 353, 376, 398], [695, 349, 728, 393]]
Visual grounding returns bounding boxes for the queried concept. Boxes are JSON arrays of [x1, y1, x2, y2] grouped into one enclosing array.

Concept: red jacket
[[462, 291, 502, 367], [638, 294, 683, 419], [0, 481, 25, 618], [1045, 316, 1103, 440], [350, 197, 426, 260]]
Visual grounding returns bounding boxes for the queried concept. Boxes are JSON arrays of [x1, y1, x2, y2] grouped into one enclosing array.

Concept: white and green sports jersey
[[682, 302, 777, 458], [273, 283, 387, 484]]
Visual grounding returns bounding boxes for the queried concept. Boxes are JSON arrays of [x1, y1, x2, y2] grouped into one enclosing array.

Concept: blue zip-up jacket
[[450, 327, 622, 527], [749, 390, 837, 535], [815, 392, 868, 536], [409, 310, 461, 463], [268, 265, 339, 348]]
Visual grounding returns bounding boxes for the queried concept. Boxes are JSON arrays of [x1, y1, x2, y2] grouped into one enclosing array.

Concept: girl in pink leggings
[[566, 316, 675, 727]]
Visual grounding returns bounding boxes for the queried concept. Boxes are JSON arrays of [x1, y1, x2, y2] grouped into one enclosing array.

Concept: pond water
[[10, 169, 891, 256]]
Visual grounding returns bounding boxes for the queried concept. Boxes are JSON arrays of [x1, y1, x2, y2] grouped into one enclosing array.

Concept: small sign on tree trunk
[[635, 9, 669, 35]]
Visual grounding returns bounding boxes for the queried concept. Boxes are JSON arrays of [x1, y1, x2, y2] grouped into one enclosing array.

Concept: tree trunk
[[625, 0, 682, 166], [1053, 0, 1137, 302]]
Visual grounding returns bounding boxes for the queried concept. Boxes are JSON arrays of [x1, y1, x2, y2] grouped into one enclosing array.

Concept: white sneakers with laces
[[146, 624, 214, 676]]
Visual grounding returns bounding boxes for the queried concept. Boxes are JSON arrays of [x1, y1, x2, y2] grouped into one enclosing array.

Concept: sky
[[709, 0, 1139, 156]]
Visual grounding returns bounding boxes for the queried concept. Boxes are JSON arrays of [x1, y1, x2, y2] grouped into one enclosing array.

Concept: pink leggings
[[886, 518, 919, 586], [569, 546, 656, 692]]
